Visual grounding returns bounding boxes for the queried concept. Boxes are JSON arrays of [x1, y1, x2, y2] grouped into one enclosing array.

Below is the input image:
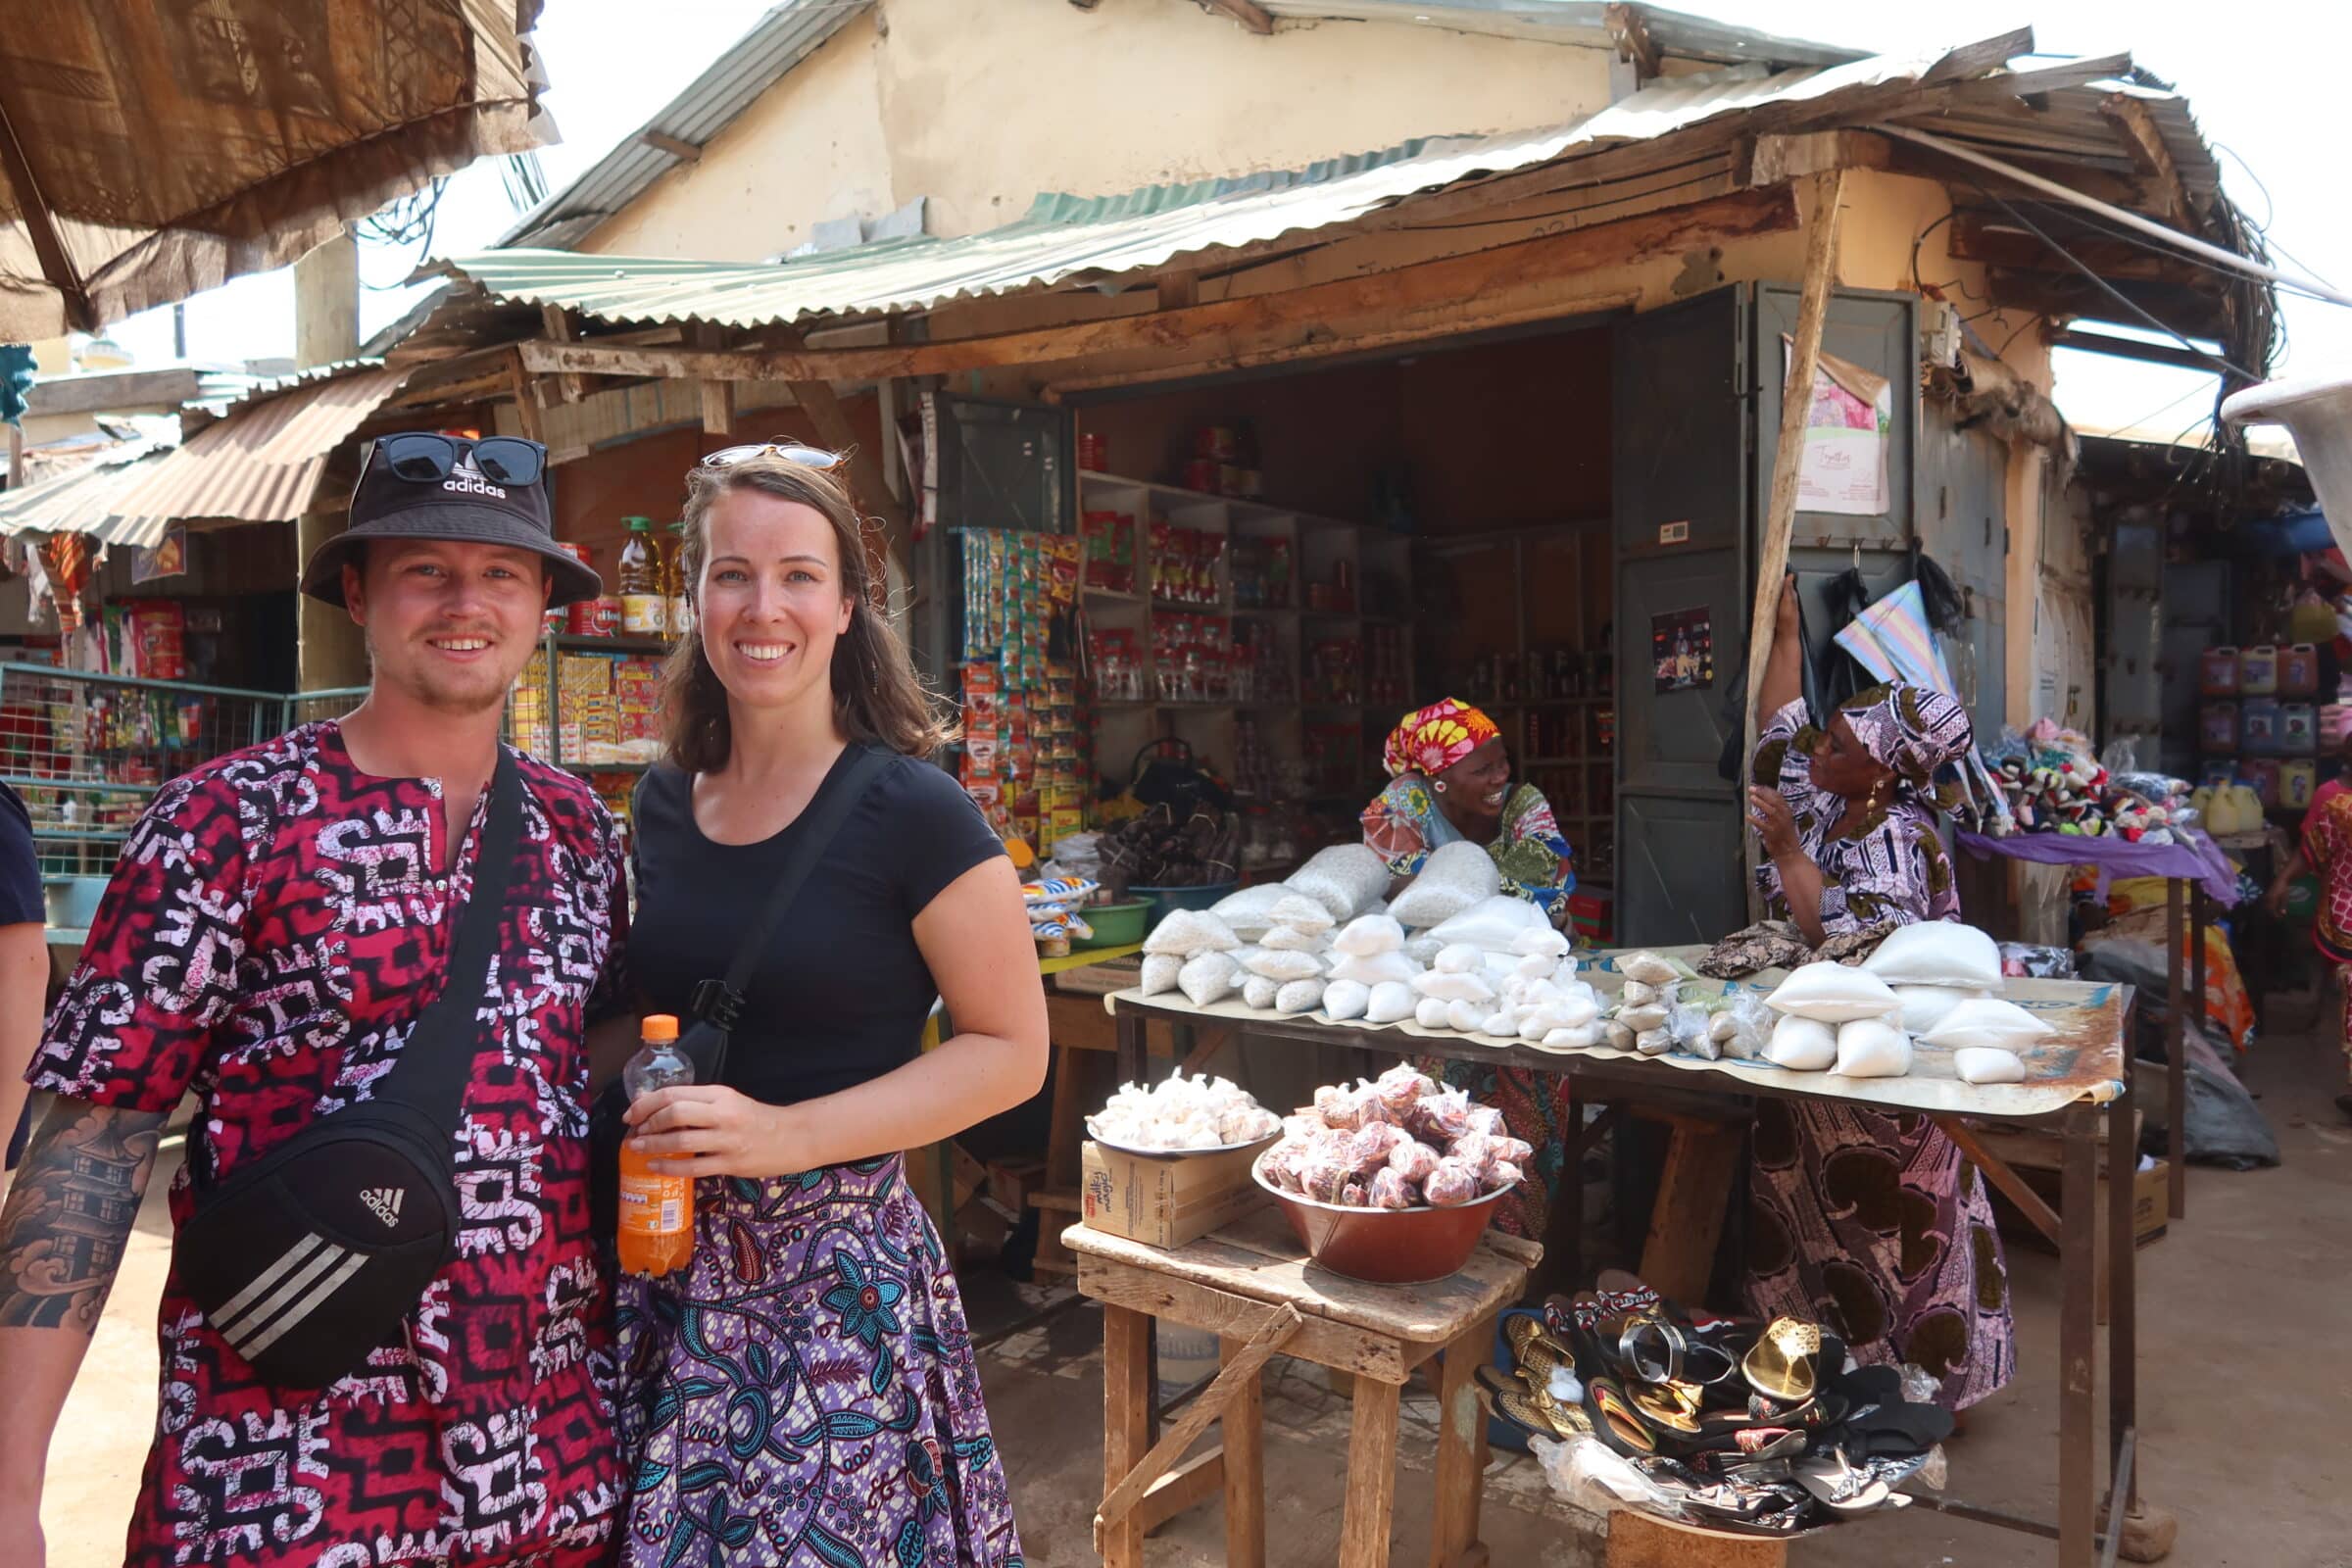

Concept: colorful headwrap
[[1838, 682, 1974, 808], [1383, 698, 1500, 779]]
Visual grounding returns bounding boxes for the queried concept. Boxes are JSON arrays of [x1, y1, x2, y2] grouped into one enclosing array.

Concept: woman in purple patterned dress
[[1741, 577, 2014, 1411], [612, 447, 1048, 1566]]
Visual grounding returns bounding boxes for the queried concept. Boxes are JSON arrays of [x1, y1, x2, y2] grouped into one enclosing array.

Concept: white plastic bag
[[1434, 943, 1486, 975], [1259, 924, 1328, 954], [1541, 1023, 1602, 1051], [1275, 979, 1326, 1014], [1765, 961, 1900, 1022], [1634, 1027, 1673, 1056], [1446, 998, 1487, 1033], [1242, 948, 1324, 982], [1834, 1016, 1912, 1078], [1322, 980, 1372, 1021], [1266, 894, 1338, 936], [1862, 921, 2003, 990], [1285, 845, 1391, 921], [1412, 970, 1496, 1004], [1242, 975, 1281, 1010], [1893, 983, 1988, 1036], [1482, 1009, 1520, 1037], [1402, 936, 1446, 967], [1145, 908, 1243, 957], [1617, 952, 1682, 987], [1615, 1003, 1670, 1033], [1327, 950, 1419, 988], [1427, 895, 1548, 952], [1332, 913, 1408, 957], [1955, 1046, 2027, 1084], [1177, 952, 1241, 1007], [1923, 998, 2056, 1053], [1414, 996, 1452, 1029], [1207, 883, 1291, 941], [1765, 1014, 1837, 1070], [1512, 927, 1572, 960], [1386, 840, 1502, 929], [1365, 981, 1417, 1024], [1140, 954, 1182, 996]]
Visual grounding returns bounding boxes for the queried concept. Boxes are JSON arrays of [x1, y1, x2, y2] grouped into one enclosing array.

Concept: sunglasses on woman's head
[[375, 433, 548, 488], [699, 442, 846, 471]]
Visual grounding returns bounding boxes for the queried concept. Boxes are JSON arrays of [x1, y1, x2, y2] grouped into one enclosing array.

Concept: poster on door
[[1783, 337, 1891, 515], [1651, 606, 1714, 693]]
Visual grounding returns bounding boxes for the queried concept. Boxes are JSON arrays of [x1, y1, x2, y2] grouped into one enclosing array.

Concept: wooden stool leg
[[1102, 1304, 1152, 1568], [1339, 1376, 1401, 1568], [1430, 1319, 1493, 1568], [1220, 1332, 1266, 1568]]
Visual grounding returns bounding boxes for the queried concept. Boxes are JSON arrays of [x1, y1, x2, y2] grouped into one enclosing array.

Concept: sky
[[100, 0, 2352, 443]]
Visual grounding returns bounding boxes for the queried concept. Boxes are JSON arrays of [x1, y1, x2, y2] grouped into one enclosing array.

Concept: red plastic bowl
[[1252, 1154, 1514, 1285]]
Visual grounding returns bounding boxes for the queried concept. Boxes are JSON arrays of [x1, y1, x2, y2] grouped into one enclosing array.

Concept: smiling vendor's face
[[1444, 738, 1512, 820]]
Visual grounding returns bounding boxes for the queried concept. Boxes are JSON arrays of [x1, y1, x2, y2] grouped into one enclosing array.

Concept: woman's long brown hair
[[661, 454, 956, 770]]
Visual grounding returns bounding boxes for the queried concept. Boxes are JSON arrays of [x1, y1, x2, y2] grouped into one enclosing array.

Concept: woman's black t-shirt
[[629, 746, 1007, 1106]]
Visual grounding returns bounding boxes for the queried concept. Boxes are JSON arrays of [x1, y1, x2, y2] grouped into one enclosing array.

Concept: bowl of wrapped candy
[[1086, 1068, 1283, 1157], [1253, 1064, 1526, 1284]]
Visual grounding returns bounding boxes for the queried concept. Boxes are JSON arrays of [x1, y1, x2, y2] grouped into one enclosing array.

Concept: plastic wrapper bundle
[[1346, 1121, 1410, 1177], [1284, 844, 1390, 920], [1998, 941, 2077, 980], [1372, 1063, 1437, 1117], [1092, 1068, 1280, 1151], [1422, 1159, 1481, 1207], [1367, 1168, 1417, 1209], [1387, 1139, 1442, 1184], [1145, 908, 1242, 957], [1408, 1085, 1476, 1144], [1207, 883, 1290, 941], [1177, 952, 1241, 1007], [1386, 840, 1502, 928]]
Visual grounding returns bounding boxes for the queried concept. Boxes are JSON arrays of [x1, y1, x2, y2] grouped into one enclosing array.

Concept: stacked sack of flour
[[1259, 1063, 1531, 1208], [1759, 922, 2055, 1083]]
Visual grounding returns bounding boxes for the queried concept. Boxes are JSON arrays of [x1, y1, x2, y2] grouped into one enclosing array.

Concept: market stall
[[1086, 962, 2140, 1568]]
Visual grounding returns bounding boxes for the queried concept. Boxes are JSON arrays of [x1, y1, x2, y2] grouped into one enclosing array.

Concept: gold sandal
[[1740, 1317, 1822, 1403]]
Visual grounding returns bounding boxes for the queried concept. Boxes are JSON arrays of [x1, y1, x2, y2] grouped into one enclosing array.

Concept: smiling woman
[[609, 450, 1042, 1567]]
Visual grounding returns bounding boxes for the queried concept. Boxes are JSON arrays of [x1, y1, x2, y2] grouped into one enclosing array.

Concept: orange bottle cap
[[642, 1013, 679, 1041]]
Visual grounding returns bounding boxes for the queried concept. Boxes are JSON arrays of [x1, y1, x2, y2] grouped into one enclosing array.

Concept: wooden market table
[[1066, 1207, 1539, 1568], [1959, 826, 2245, 1223], [1108, 971, 2149, 1568]]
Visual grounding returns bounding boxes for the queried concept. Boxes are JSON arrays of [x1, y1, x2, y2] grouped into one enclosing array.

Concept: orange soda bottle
[[617, 1013, 696, 1276]]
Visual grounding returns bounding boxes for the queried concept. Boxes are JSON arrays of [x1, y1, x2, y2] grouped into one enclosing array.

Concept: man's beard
[[369, 633, 517, 716]]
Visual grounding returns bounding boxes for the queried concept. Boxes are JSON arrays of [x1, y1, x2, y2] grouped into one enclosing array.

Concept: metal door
[[1614, 288, 1750, 946], [912, 392, 1075, 685], [1914, 402, 2009, 737], [2160, 560, 2230, 779], [2103, 519, 2165, 764]]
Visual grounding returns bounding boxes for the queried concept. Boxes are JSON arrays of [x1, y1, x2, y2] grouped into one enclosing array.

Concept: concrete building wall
[[582, 0, 1617, 257]]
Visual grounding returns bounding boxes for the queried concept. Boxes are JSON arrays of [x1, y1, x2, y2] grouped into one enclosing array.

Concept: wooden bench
[[1066, 1209, 1539, 1568]]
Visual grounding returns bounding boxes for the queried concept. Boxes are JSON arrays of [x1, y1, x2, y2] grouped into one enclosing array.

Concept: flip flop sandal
[[1740, 1317, 1823, 1403], [1628, 1382, 1705, 1436], [1795, 1454, 1893, 1513], [1586, 1377, 1658, 1456], [1476, 1365, 1587, 1441]]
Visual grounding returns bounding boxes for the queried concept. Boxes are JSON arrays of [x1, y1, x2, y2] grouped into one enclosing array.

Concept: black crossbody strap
[[379, 747, 525, 1127], [690, 744, 893, 1036]]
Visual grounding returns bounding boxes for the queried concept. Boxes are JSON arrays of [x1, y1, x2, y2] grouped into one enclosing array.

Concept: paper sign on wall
[[1783, 337, 1891, 516], [1651, 607, 1714, 693], [131, 526, 186, 583]]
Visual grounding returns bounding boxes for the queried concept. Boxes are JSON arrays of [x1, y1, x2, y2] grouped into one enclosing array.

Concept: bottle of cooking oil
[[663, 517, 692, 640], [617, 516, 663, 636]]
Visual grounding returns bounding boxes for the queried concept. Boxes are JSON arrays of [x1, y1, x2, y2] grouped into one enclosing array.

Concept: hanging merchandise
[[957, 528, 1085, 853]]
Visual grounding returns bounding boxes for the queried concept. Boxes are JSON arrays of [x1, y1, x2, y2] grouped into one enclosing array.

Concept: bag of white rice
[[1285, 845, 1390, 921], [1140, 954, 1182, 996], [1207, 883, 1291, 941], [1177, 952, 1241, 1007], [1241, 975, 1281, 1010], [1426, 896, 1548, 952], [1922, 998, 2056, 1054], [1833, 1017, 1912, 1078], [1242, 948, 1324, 982], [1332, 913, 1408, 957], [1328, 951, 1419, 987], [1363, 982, 1415, 1023], [1145, 908, 1242, 957], [1764, 1014, 1837, 1070], [1266, 895, 1338, 935], [1322, 980, 1372, 1021], [1386, 841, 1501, 929]]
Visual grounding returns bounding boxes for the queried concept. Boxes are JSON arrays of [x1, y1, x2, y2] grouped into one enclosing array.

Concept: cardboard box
[[1991, 1156, 2169, 1250], [1080, 1140, 1268, 1250]]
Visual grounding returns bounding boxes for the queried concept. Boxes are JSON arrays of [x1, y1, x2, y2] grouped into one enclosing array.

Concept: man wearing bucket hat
[[0, 434, 631, 1568]]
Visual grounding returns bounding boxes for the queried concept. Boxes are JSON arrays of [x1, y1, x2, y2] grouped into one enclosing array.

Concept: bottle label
[[618, 1173, 691, 1235]]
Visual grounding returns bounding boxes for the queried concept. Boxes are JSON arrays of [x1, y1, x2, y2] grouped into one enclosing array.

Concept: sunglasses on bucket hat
[[372, 432, 548, 489], [698, 440, 846, 471]]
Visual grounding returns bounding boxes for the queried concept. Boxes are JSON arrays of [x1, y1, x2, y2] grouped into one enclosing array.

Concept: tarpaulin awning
[[98, 364, 411, 547], [0, 0, 550, 336]]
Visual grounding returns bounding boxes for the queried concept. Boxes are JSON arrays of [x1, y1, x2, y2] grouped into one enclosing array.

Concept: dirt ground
[[40, 1015, 2350, 1568]]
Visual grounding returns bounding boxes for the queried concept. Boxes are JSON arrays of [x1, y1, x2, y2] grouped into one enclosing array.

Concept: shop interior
[[1069, 320, 1622, 911]]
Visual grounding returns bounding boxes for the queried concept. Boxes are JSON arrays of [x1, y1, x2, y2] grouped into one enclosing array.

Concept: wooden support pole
[[1219, 1331, 1267, 1568], [1095, 1302, 1299, 1550], [1741, 169, 1844, 918], [538, 307, 589, 404], [505, 351, 546, 445]]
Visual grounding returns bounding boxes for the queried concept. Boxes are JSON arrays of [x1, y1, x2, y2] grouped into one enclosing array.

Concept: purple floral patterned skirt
[[614, 1154, 1023, 1568]]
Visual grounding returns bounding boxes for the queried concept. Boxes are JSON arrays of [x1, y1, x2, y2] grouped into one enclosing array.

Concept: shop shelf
[[548, 632, 671, 654]]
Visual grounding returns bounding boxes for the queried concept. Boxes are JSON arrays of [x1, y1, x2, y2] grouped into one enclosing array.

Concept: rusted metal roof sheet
[[0, 439, 173, 545], [100, 366, 412, 547]]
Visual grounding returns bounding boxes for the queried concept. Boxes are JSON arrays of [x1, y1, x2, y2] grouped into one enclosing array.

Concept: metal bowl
[[1251, 1153, 1514, 1284]]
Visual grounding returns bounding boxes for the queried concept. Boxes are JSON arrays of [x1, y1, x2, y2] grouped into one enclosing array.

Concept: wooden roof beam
[[1198, 0, 1273, 34], [641, 129, 704, 164], [2098, 93, 2191, 228], [1604, 4, 1660, 81]]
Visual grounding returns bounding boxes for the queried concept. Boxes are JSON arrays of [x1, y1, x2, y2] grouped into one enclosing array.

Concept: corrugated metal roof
[[500, 0, 875, 251], [1258, 2, 1864, 68], [0, 438, 174, 544], [102, 365, 412, 547], [441, 41, 2132, 332]]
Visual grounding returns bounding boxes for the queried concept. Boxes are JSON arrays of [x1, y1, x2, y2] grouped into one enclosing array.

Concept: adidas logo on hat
[[442, 455, 507, 500]]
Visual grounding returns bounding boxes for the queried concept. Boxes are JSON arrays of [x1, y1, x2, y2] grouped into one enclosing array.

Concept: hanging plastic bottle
[[616, 1014, 696, 1277]]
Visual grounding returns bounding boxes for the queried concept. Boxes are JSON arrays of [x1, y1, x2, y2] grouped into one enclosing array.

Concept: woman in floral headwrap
[[1361, 697, 1578, 923], [1362, 699, 1578, 1239], [1742, 577, 2013, 1412]]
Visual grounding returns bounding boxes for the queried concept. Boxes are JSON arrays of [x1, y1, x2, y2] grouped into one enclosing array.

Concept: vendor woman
[[1363, 698, 1576, 1238], [1742, 576, 2014, 1410]]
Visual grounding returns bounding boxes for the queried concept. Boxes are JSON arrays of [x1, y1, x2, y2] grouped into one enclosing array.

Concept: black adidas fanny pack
[[172, 749, 521, 1391]]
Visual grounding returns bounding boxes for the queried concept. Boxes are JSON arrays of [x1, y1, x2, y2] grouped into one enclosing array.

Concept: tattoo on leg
[[0, 1101, 168, 1333]]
